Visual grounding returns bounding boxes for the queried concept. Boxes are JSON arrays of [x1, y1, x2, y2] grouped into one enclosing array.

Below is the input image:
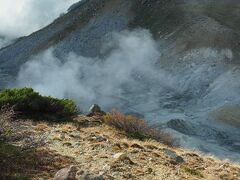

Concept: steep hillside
[[1, 0, 240, 162], [1, 115, 240, 179], [0, 0, 240, 87]]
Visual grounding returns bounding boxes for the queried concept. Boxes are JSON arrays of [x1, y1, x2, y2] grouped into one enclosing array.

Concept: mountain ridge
[[1, 0, 240, 162], [1, 0, 240, 88]]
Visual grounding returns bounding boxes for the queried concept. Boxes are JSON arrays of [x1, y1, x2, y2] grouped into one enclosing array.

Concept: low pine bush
[[0, 88, 79, 121]]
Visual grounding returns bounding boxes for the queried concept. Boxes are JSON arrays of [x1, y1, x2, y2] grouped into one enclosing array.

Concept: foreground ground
[[2, 115, 240, 179]]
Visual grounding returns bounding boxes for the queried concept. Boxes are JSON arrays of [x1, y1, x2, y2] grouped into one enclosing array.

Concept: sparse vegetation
[[182, 166, 204, 178], [0, 88, 79, 121], [0, 109, 239, 179], [0, 142, 74, 179], [103, 109, 174, 146], [0, 103, 69, 179], [0, 106, 15, 141]]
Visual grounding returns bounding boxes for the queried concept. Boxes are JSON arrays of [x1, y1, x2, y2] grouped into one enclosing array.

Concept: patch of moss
[[182, 166, 204, 178]]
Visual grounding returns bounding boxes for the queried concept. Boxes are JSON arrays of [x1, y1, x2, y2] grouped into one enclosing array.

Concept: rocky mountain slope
[[0, 0, 240, 86], [2, 115, 240, 179], [1, 0, 240, 162]]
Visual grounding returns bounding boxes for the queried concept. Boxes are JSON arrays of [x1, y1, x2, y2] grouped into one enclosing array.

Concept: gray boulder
[[53, 165, 78, 180], [54, 166, 104, 180], [87, 104, 105, 117], [163, 148, 185, 165], [76, 170, 104, 180]]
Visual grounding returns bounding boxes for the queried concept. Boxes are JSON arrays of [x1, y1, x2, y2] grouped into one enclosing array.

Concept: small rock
[[87, 134, 107, 142], [76, 170, 104, 180], [75, 142, 81, 147], [53, 165, 78, 180], [76, 170, 89, 179], [102, 164, 111, 171], [60, 133, 66, 139], [95, 135, 107, 142], [147, 168, 153, 173], [92, 175, 104, 180], [113, 152, 125, 159], [69, 132, 81, 139], [163, 148, 185, 164], [113, 153, 135, 165], [87, 104, 105, 117]]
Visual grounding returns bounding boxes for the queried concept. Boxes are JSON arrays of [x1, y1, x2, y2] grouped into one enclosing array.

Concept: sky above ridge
[[0, 0, 79, 47]]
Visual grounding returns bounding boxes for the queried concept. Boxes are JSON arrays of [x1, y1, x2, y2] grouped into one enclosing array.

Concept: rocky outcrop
[[87, 104, 105, 117]]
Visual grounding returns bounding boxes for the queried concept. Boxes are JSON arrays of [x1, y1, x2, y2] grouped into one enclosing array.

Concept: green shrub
[[0, 88, 79, 121]]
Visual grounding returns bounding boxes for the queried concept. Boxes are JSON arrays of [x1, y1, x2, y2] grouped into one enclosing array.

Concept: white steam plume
[[14, 28, 240, 161], [15, 29, 240, 113], [16, 29, 174, 112]]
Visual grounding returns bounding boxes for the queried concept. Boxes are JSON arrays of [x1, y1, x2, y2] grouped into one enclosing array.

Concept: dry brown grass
[[60, 124, 75, 133], [103, 109, 174, 146], [0, 106, 16, 141], [0, 106, 53, 179], [0, 108, 46, 150], [35, 123, 49, 131], [0, 146, 75, 179]]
